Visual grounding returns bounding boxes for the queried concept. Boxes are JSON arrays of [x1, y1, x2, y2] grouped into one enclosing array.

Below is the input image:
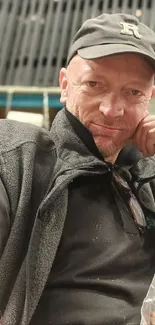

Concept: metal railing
[[0, 0, 154, 87]]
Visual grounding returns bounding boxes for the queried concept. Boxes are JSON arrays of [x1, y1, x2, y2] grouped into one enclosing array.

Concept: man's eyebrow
[[125, 79, 152, 87], [81, 71, 107, 80]]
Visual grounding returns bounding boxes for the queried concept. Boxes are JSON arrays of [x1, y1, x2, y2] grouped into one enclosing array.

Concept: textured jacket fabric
[[0, 108, 155, 325]]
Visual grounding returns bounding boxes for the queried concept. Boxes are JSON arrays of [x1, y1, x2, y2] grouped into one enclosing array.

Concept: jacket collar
[[50, 108, 155, 183]]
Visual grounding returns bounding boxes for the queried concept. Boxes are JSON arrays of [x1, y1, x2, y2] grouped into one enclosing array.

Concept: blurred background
[[0, 0, 155, 128]]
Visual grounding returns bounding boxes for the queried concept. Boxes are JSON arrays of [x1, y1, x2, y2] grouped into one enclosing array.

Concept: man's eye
[[130, 89, 141, 96], [87, 81, 98, 87]]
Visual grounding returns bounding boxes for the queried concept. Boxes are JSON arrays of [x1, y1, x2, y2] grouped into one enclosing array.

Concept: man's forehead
[[68, 53, 155, 78]]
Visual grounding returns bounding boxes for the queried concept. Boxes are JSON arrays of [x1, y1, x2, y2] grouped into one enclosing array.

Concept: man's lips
[[90, 123, 124, 135]]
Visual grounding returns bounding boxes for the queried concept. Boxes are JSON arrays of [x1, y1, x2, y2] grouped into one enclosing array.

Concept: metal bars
[[0, 0, 154, 87]]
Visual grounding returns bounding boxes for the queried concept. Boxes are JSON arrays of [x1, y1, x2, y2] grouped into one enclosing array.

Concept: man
[[1, 12, 155, 325]]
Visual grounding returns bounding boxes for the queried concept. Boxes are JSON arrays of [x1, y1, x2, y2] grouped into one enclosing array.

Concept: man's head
[[59, 13, 155, 163]]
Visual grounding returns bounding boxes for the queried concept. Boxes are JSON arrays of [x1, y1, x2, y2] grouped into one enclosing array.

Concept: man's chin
[[94, 138, 126, 160]]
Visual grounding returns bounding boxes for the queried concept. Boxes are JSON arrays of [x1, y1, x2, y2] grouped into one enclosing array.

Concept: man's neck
[[104, 152, 121, 164]]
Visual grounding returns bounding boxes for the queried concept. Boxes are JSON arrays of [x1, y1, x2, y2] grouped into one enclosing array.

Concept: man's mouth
[[91, 123, 124, 134]]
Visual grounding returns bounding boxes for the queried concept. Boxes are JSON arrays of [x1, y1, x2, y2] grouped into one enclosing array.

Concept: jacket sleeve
[[0, 178, 10, 256]]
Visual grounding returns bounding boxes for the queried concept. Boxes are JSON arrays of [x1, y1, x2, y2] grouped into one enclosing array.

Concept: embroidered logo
[[146, 216, 154, 230], [120, 22, 142, 39]]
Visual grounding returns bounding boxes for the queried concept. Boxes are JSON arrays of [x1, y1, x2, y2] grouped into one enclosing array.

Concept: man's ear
[[59, 68, 68, 104], [151, 85, 155, 98]]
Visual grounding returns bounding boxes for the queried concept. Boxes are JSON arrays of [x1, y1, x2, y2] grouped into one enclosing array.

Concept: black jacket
[[0, 108, 155, 325]]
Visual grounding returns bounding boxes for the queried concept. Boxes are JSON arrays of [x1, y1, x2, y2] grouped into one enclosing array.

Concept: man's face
[[59, 53, 155, 162]]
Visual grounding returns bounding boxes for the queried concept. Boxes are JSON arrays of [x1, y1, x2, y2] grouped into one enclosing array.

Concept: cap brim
[[78, 44, 155, 69]]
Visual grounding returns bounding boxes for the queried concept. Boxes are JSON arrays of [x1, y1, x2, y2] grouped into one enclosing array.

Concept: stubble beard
[[65, 104, 133, 160], [94, 135, 131, 160]]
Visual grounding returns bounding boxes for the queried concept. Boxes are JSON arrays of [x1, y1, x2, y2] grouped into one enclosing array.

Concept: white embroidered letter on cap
[[120, 22, 142, 39]]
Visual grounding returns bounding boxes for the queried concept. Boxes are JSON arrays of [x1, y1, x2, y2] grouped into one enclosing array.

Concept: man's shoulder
[[0, 119, 53, 152]]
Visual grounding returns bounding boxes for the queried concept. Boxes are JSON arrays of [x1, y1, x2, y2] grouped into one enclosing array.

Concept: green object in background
[[149, 97, 155, 114], [0, 93, 63, 111]]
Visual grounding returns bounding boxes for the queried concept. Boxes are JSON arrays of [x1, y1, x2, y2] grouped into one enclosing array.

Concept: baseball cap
[[67, 13, 155, 68]]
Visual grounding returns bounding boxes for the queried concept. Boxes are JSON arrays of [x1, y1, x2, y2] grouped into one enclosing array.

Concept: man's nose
[[99, 93, 124, 118]]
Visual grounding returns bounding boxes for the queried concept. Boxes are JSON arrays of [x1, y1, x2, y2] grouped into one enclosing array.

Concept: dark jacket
[[0, 108, 155, 325]]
